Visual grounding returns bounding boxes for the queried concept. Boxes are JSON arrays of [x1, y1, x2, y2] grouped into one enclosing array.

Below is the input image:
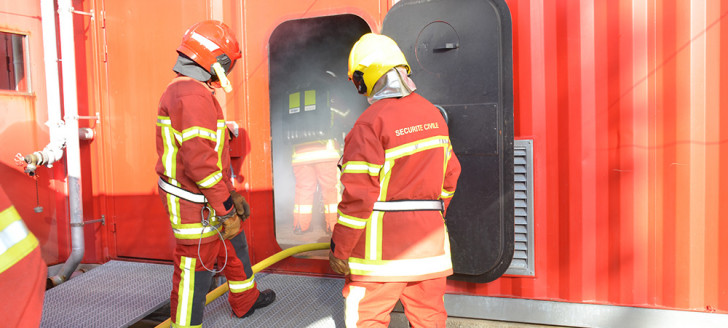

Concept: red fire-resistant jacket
[[156, 76, 235, 245], [331, 92, 461, 282], [0, 187, 46, 327]]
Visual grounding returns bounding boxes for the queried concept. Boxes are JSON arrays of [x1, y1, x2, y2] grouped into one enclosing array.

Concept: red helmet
[[177, 20, 241, 75]]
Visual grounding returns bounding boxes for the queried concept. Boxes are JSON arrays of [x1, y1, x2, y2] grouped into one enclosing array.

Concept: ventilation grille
[[506, 139, 535, 276]]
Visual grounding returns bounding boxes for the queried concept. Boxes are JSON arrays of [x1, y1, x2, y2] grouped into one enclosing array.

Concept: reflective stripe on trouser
[[293, 160, 340, 232], [343, 277, 447, 328], [171, 231, 259, 327]]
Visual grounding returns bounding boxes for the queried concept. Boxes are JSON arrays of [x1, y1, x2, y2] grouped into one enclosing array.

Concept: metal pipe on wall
[[27, 0, 66, 177], [48, 0, 85, 286]]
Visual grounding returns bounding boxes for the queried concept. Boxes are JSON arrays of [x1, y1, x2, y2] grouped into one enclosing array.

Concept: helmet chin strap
[[212, 62, 233, 93]]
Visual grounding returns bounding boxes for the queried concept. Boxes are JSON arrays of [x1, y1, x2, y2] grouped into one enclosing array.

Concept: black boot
[[240, 289, 276, 318]]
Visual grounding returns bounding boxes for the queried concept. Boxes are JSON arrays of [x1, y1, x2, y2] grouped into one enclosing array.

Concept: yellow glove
[[222, 214, 242, 240], [230, 190, 250, 221]]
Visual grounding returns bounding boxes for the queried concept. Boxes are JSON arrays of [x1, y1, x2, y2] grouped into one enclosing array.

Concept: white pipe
[[31, 0, 66, 176], [49, 0, 85, 285]]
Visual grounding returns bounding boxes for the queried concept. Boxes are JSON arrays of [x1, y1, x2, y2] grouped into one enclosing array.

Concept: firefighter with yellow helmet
[[329, 33, 461, 327], [155, 20, 274, 326]]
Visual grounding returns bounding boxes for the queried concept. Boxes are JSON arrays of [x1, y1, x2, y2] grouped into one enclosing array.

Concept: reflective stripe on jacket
[[291, 139, 341, 166], [0, 193, 39, 274], [156, 76, 233, 244], [331, 93, 461, 282]]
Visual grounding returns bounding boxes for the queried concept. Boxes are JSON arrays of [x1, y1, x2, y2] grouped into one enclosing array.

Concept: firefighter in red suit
[[286, 76, 350, 234], [155, 20, 275, 327], [329, 33, 461, 328], [291, 137, 341, 234], [0, 186, 46, 328]]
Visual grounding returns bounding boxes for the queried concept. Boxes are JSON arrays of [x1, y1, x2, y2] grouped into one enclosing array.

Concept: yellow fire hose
[[156, 242, 330, 328]]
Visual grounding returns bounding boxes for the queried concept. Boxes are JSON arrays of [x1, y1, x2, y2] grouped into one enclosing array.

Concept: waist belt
[[372, 200, 444, 212], [158, 177, 207, 204]]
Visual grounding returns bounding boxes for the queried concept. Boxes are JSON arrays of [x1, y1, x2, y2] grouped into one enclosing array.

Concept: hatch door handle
[[433, 42, 459, 52]]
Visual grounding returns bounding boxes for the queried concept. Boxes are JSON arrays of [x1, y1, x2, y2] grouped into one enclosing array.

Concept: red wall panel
[[0, 1, 71, 266], [446, 0, 728, 314]]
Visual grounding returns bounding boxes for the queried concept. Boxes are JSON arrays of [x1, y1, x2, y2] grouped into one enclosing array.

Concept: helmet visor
[[351, 70, 367, 95]]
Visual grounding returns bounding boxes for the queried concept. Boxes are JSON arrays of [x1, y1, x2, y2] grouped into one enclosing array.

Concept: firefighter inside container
[[155, 20, 275, 326], [285, 71, 351, 235], [329, 33, 461, 327], [0, 186, 47, 327]]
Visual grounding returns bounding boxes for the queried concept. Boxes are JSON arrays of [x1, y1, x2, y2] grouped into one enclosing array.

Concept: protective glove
[[230, 190, 251, 221], [222, 214, 242, 240], [328, 251, 350, 275]]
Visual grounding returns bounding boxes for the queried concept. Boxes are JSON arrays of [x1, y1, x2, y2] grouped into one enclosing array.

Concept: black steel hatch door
[[382, 0, 514, 283]]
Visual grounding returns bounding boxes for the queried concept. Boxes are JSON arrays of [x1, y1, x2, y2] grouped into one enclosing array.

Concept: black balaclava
[[172, 53, 212, 82]]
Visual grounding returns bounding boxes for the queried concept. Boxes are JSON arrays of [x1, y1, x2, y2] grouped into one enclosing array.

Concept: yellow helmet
[[347, 33, 410, 96]]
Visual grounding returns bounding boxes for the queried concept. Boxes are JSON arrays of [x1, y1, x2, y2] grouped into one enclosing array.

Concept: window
[[0, 31, 29, 92]]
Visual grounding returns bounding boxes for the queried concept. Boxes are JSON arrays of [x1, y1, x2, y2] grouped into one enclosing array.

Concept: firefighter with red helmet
[[0, 186, 47, 327], [329, 33, 461, 327], [155, 20, 275, 326]]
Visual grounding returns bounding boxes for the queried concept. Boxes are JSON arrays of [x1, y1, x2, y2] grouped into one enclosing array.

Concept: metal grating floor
[[40, 260, 173, 328], [39, 260, 346, 328], [203, 273, 346, 327]]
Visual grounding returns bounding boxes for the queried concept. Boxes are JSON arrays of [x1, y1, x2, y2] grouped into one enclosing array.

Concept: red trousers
[[170, 229, 259, 327], [342, 277, 448, 328], [0, 245, 46, 328], [293, 160, 339, 232]]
